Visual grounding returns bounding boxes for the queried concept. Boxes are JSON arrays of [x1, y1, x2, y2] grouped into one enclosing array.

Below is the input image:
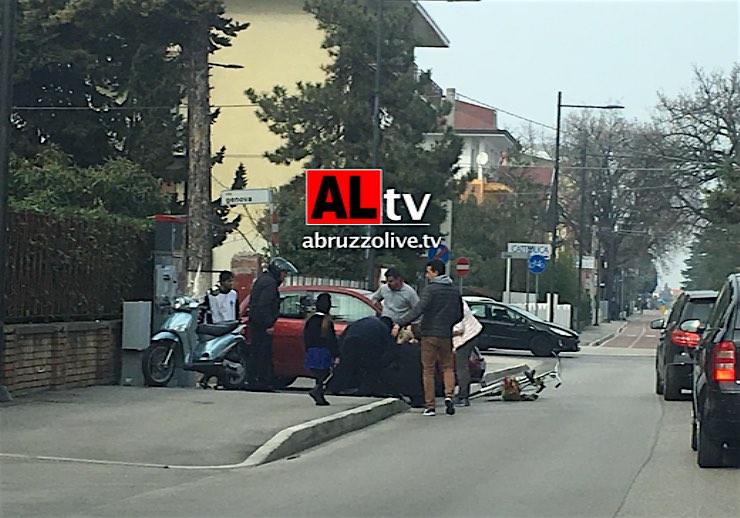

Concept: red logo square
[[305, 169, 383, 225]]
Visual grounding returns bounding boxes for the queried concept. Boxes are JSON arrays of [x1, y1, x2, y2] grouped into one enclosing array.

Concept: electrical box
[[121, 301, 152, 386], [122, 301, 152, 351]]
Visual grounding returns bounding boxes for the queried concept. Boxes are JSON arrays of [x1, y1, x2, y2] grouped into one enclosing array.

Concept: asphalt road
[[3, 318, 738, 518]]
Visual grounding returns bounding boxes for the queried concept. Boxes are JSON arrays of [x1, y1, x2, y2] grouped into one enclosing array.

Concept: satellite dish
[[476, 151, 489, 166]]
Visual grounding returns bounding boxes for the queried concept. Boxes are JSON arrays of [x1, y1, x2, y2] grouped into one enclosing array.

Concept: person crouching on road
[[452, 300, 483, 407], [303, 293, 338, 406], [395, 259, 463, 417]]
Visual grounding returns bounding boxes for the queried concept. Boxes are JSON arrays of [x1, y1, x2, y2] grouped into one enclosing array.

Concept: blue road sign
[[427, 244, 450, 264], [528, 254, 547, 274]]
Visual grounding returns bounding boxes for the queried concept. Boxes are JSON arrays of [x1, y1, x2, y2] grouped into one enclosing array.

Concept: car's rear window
[[682, 299, 715, 323]]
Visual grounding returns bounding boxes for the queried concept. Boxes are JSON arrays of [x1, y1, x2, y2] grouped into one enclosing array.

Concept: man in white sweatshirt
[[205, 271, 239, 323], [452, 300, 483, 406]]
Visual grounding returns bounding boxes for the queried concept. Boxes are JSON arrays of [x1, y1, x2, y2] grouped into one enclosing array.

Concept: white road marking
[[628, 324, 648, 348]]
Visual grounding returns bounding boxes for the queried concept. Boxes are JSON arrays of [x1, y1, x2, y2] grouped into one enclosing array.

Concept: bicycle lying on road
[[471, 353, 563, 402]]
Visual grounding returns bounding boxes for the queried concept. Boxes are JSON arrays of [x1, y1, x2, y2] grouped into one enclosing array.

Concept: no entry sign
[[456, 257, 470, 277]]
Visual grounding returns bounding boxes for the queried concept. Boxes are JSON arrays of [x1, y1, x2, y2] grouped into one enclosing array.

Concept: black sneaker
[[445, 397, 456, 415], [309, 387, 330, 406], [422, 408, 436, 416]]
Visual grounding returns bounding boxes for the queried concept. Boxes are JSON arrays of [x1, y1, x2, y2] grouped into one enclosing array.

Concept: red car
[[239, 285, 485, 389]]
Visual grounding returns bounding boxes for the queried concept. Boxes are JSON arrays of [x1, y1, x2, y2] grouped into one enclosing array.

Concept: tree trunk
[[186, 15, 212, 294]]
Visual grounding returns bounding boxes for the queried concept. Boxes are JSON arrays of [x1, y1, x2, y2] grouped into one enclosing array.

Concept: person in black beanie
[[303, 293, 338, 405]]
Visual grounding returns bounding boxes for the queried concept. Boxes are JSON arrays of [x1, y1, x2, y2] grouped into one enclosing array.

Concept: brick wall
[[2, 321, 121, 396]]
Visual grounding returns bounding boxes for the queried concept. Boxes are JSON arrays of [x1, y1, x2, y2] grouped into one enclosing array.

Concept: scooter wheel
[[220, 347, 249, 390], [142, 342, 176, 387]]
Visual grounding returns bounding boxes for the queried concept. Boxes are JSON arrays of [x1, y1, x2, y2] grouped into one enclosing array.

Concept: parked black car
[[652, 290, 718, 400], [691, 274, 740, 468], [465, 299, 579, 357]]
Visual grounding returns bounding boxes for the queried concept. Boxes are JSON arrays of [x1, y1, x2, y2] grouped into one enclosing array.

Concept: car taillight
[[671, 329, 700, 347], [713, 341, 736, 382]]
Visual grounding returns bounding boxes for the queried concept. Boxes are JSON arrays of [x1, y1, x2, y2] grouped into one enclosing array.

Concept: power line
[[12, 103, 259, 111], [499, 164, 695, 173], [455, 93, 557, 131]]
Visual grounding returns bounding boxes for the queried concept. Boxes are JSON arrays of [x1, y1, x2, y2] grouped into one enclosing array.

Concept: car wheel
[[690, 414, 698, 451], [530, 335, 554, 357], [654, 358, 664, 395], [663, 366, 683, 401], [697, 410, 724, 468]]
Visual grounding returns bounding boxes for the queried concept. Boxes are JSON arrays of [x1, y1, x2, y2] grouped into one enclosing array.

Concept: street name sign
[[221, 188, 272, 206], [507, 242, 552, 259]]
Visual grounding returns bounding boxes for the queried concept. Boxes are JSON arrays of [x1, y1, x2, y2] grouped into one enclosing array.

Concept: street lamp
[[548, 92, 623, 324]]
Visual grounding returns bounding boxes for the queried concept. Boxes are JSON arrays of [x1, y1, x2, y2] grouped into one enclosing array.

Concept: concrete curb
[[0, 397, 409, 470], [242, 397, 409, 467]]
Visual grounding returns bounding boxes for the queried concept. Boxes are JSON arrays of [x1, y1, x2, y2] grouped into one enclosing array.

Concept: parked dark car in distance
[[240, 285, 485, 388], [652, 290, 718, 401], [691, 274, 740, 468], [464, 298, 580, 356]]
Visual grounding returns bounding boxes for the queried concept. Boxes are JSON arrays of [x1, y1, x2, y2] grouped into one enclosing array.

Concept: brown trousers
[[421, 336, 455, 409]]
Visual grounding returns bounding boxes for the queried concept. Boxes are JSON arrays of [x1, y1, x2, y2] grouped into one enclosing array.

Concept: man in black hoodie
[[396, 259, 463, 416], [247, 257, 298, 391]]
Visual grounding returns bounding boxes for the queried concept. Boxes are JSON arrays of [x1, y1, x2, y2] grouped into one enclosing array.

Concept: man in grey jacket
[[370, 267, 420, 324], [396, 259, 463, 416]]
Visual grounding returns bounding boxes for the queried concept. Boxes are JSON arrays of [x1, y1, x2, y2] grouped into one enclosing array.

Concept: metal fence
[[5, 211, 153, 323]]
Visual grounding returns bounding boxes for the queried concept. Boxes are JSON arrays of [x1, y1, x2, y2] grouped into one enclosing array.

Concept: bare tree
[[654, 64, 740, 222], [559, 112, 692, 303]]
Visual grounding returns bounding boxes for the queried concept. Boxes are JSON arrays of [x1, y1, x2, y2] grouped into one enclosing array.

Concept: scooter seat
[[197, 321, 240, 337]]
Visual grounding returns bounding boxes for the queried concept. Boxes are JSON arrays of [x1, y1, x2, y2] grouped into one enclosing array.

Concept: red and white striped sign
[[456, 257, 470, 277]]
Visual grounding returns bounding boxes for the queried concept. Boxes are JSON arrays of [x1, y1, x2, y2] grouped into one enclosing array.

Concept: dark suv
[[691, 274, 740, 468], [652, 290, 717, 400]]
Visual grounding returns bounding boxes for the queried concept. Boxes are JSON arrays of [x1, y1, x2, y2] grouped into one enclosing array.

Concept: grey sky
[[415, 0, 740, 288]]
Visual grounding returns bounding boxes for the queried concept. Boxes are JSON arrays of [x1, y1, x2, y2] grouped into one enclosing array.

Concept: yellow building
[[209, 0, 449, 270]]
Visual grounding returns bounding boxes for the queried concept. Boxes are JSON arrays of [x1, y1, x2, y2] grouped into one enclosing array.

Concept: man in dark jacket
[[396, 259, 463, 416], [247, 257, 298, 391], [327, 316, 397, 396]]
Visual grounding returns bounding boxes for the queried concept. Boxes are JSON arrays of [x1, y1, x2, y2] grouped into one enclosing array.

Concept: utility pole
[[366, 0, 383, 291], [548, 92, 562, 323], [575, 140, 588, 331], [186, 13, 213, 295], [0, 0, 17, 402]]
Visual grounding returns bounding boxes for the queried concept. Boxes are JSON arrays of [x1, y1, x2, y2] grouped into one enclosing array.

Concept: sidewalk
[[0, 354, 540, 469], [0, 331, 621, 470], [0, 386, 408, 469]]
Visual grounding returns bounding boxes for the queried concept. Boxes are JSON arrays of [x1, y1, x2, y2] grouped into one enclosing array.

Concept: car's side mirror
[[679, 319, 703, 333], [650, 319, 665, 330]]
